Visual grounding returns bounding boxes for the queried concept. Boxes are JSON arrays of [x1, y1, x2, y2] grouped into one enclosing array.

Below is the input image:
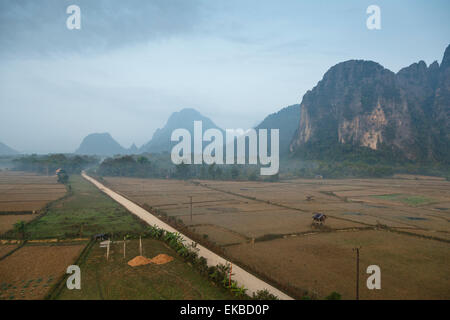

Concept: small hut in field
[[312, 212, 327, 224]]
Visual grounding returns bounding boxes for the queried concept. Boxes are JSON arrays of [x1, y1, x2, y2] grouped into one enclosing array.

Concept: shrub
[[325, 291, 342, 300], [145, 225, 254, 299], [252, 289, 279, 300]]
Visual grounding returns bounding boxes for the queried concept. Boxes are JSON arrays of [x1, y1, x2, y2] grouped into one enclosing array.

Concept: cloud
[[0, 0, 204, 57]]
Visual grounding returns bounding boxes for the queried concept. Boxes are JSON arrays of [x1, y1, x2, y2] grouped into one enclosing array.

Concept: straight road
[[82, 172, 294, 300]]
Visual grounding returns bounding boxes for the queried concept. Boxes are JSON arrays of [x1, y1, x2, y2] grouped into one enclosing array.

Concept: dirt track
[[82, 172, 293, 300]]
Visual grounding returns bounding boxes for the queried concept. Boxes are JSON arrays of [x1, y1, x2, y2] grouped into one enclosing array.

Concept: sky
[[0, 0, 449, 154]]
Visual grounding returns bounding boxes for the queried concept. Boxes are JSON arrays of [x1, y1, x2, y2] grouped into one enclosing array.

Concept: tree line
[[96, 155, 274, 181], [13, 154, 98, 175]]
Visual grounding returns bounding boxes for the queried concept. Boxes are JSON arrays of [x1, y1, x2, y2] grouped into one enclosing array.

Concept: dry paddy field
[[104, 176, 450, 299], [0, 244, 17, 259], [0, 171, 66, 235], [0, 243, 85, 300]]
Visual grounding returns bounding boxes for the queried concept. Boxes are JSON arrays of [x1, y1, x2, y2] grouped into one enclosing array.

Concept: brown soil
[[227, 230, 450, 300], [0, 171, 66, 213], [0, 244, 84, 300], [0, 245, 17, 258], [0, 214, 36, 234], [104, 176, 450, 299]]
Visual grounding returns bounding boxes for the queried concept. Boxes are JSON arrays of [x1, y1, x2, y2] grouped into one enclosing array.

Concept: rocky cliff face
[[290, 45, 450, 163]]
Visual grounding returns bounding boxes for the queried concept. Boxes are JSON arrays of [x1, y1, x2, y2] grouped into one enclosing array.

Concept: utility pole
[[353, 247, 361, 300], [190, 196, 193, 222], [106, 241, 110, 261]]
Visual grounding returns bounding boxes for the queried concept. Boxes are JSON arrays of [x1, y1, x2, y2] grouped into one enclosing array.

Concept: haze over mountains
[[73, 106, 301, 157], [256, 104, 300, 155], [74, 109, 224, 156], [74, 44, 449, 163], [290, 44, 450, 164], [0, 141, 18, 156], [139, 108, 223, 154], [5, 44, 449, 165], [75, 133, 134, 156]]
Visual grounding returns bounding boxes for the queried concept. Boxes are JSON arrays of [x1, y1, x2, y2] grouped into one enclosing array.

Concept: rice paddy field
[[0, 243, 85, 300], [0, 171, 67, 235], [0, 171, 66, 212], [0, 174, 236, 300], [0, 244, 17, 258], [103, 175, 450, 299]]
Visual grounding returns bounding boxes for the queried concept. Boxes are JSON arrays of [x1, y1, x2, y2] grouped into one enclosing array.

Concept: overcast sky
[[0, 0, 449, 154]]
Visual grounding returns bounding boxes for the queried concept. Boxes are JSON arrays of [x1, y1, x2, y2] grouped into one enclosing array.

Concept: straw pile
[[150, 254, 174, 265], [127, 254, 173, 267], [127, 255, 152, 267]]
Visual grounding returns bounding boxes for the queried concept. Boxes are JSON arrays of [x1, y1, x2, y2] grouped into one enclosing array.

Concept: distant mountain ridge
[[140, 108, 224, 154], [0, 141, 19, 155], [290, 44, 450, 164], [128, 143, 138, 154], [75, 133, 129, 156]]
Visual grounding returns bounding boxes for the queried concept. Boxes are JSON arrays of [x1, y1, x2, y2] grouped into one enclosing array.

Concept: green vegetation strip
[[17, 175, 147, 240]]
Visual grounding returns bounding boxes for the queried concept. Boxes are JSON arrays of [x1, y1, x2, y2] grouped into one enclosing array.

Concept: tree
[[57, 169, 69, 184], [137, 156, 149, 164], [325, 291, 342, 300], [208, 163, 217, 179], [231, 166, 239, 180], [14, 220, 26, 239], [200, 164, 207, 179], [248, 171, 258, 181], [175, 161, 190, 179], [215, 167, 223, 179]]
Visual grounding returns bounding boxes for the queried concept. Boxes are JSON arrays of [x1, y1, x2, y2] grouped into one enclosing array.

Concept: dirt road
[[82, 172, 293, 300]]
